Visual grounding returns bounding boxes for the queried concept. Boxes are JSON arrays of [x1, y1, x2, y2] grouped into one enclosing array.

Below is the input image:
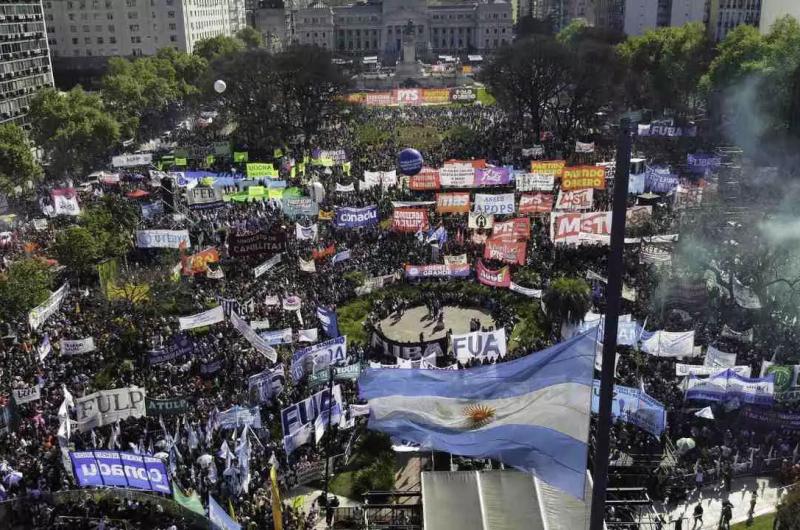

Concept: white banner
[[642, 330, 696, 357], [295, 223, 318, 241], [335, 183, 355, 193], [298, 328, 319, 343], [521, 145, 545, 157], [29, 283, 69, 330], [254, 253, 282, 278], [230, 311, 277, 362], [676, 364, 752, 377], [53, 193, 80, 216], [299, 257, 316, 273], [575, 141, 595, 153], [556, 189, 594, 210], [75, 387, 147, 432], [733, 278, 762, 309], [60, 337, 96, 355], [451, 329, 507, 363], [112, 153, 153, 168], [704, 346, 737, 369], [473, 193, 515, 215], [136, 230, 190, 249], [516, 173, 554, 192], [439, 163, 475, 187], [509, 282, 542, 298], [468, 211, 494, 229], [282, 295, 302, 312], [12, 385, 41, 405], [178, 305, 224, 330], [444, 254, 467, 266]]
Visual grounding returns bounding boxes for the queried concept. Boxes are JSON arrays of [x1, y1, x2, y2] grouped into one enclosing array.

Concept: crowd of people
[[0, 103, 797, 530]]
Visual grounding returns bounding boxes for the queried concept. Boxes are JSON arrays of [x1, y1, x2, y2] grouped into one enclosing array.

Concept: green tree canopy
[[0, 123, 43, 196], [617, 22, 712, 117], [102, 48, 207, 139], [193, 35, 245, 61], [52, 226, 103, 276], [28, 87, 121, 178], [0, 258, 53, 319], [207, 45, 349, 153], [543, 277, 591, 326], [236, 27, 263, 49]]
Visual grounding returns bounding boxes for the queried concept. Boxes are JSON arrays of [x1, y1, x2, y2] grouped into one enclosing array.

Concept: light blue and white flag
[[332, 249, 351, 264], [358, 331, 596, 498], [208, 494, 240, 530]]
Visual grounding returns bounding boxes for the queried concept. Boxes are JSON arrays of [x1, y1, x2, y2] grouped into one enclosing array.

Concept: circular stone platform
[[378, 305, 496, 342]]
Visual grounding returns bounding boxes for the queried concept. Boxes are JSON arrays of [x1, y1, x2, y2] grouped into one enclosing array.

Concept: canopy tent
[[421, 470, 591, 530]]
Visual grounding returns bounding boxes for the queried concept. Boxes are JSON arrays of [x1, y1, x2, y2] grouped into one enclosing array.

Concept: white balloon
[[213, 79, 227, 94]]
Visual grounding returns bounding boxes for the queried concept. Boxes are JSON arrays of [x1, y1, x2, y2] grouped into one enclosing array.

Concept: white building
[[623, 0, 705, 36], [708, 0, 761, 41], [0, 1, 54, 125], [760, 0, 800, 33], [44, 0, 246, 61]]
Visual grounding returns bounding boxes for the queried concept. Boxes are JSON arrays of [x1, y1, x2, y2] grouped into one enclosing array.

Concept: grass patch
[[731, 513, 775, 530], [476, 87, 496, 105], [337, 297, 373, 345], [397, 125, 443, 152]]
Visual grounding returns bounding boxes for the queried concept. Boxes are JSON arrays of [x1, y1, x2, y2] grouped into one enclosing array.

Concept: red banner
[[409, 168, 440, 191], [519, 193, 553, 214], [445, 158, 487, 169], [436, 192, 471, 214], [182, 247, 219, 275], [392, 208, 430, 232], [560, 166, 606, 190], [476, 260, 511, 288], [484, 239, 527, 265], [491, 218, 531, 241], [312, 244, 336, 260]]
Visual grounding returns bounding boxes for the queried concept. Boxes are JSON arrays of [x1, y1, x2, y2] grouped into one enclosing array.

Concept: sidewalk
[[657, 476, 783, 529]]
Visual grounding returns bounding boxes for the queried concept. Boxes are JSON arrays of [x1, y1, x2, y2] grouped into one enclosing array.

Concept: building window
[[108, 25, 115, 32], [128, 11, 138, 19], [72, 37, 78, 44], [68, 13, 75, 21], [110, 36, 116, 43], [168, 11, 175, 18], [97, 37, 103, 44], [130, 24, 139, 32], [131, 36, 141, 43], [82, 25, 90, 32], [126, 0, 136, 6], [84, 37, 90, 44], [70, 25, 77, 32], [169, 23, 176, 30], [170, 35, 177, 42], [107, 13, 113, 20]]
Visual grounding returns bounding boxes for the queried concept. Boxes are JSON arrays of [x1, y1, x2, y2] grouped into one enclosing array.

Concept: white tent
[[421, 470, 592, 530]]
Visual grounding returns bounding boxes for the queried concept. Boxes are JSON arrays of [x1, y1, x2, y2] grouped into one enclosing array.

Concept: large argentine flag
[[359, 331, 596, 499]]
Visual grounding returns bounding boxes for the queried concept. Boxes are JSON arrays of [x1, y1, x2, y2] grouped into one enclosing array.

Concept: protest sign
[[253, 253, 282, 278], [436, 192, 471, 214], [474, 167, 511, 187], [409, 168, 440, 190], [291, 336, 347, 380], [530, 160, 566, 177], [178, 305, 224, 330], [468, 212, 494, 229], [491, 218, 531, 241], [334, 206, 379, 228], [70, 451, 171, 494], [229, 230, 285, 258], [248, 366, 286, 404], [404, 263, 470, 279], [560, 166, 606, 190], [451, 329, 507, 363], [392, 208, 430, 232], [439, 163, 474, 187], [12, 385, 40, 405], [231, 311, 277, 362], [29, 283, 69, 330], [518, 193, 553, 214], [516, 173, 554, 192], [476, 260, 510, 288], [371, 329, 447, 360], [145, 396, 190, 417], [484, 238, 526, 265], [556, 189, 594, 210], [75, 387, 147, 432], [473, 193, 515, 215], [591, 381, 666, 437], [59, 337, 96, 356], [136, 230, 190, 249]]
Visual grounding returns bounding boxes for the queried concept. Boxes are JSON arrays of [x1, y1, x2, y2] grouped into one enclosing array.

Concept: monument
[[395, 19, 424, 80]]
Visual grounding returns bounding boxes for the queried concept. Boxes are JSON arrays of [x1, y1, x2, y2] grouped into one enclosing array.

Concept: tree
[[0, 123, 43, 196], [479, 35, 571, 140], [102, 48, 207, 139], [702, 16, 800, 150], [776, 486, 800, 529], [0, 258, 53, 319], [543, 277, 591, 326], [52, 226, 103, 277], [236, 27, 263, 49], [194, 35, 245, 61], [618, 23, 712, 117], [28, 87, 121, 178], [207, 45, 348, 153]]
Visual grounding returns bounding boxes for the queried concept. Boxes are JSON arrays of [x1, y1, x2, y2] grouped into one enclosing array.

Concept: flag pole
[[322, 364, 335, 528], [589, 118, 632, 530]]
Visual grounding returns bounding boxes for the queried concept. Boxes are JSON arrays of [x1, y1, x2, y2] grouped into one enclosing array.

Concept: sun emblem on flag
[[463, 404, 496, 429]]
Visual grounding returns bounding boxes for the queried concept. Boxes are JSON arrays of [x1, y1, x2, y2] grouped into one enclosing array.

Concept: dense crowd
[[0, 104, 797, 530]]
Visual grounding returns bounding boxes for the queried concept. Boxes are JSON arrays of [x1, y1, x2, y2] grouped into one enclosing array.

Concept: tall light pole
[[589, 118, 632, 530]]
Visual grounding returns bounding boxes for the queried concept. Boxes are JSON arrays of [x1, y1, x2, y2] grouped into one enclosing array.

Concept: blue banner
[[334, 206, 378, 228], [591, 380, 666, 438], [217, 405, 262, 429], [70, 451, 171, 494], [685, 370, 774, 406], [140, 201, 163, 220], [687, 154, 721, 172], [209, 495, 241, 530], [645, 166, 679, 193], [148, 333, 196, 365], [316, 306, 340, 338], [291, 336, 347, 380], [282, 197, 318, 218]]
